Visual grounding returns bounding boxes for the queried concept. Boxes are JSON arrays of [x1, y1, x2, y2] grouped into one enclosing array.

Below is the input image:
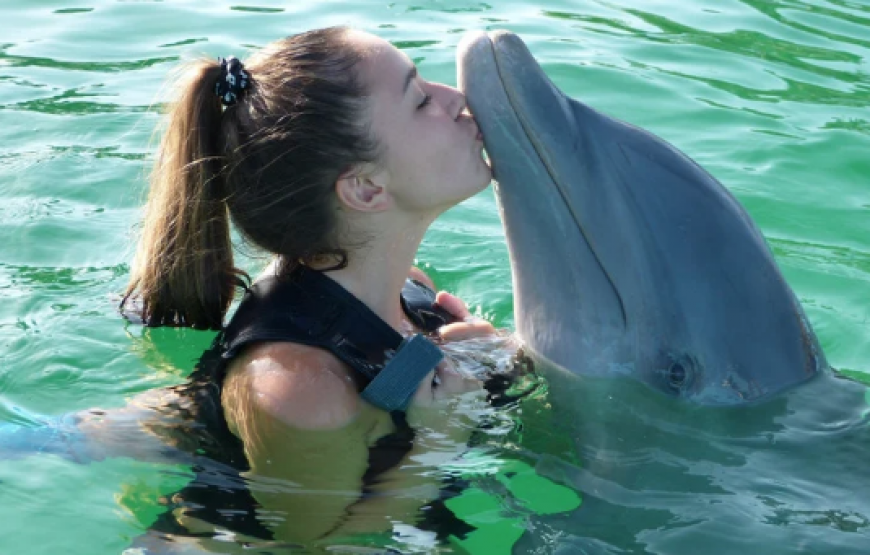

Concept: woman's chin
[[476, 167, 493, 193]]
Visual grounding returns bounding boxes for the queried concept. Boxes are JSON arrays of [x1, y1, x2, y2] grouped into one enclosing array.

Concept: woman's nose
[[435, 84, 467, 120]]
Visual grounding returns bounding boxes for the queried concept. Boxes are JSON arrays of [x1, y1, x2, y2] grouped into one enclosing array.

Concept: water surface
[[1, 0, 868, 553]]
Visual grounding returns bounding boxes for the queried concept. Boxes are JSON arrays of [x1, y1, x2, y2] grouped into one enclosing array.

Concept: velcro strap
[[361, 334, 444, 412]]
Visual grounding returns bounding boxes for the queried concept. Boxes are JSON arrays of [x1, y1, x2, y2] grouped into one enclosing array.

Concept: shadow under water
[[2, 338, 869, 554], [510, 362, 870, 554]]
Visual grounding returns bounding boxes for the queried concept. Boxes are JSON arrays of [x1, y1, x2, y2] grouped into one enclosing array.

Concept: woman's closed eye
[[417, 94, 432, 109]]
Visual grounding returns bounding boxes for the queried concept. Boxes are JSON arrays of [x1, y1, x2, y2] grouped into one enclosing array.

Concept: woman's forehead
[[348, 31, 412, 97]]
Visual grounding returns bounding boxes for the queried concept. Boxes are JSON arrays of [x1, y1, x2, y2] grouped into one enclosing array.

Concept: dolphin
[[457, 30, 828, 405]]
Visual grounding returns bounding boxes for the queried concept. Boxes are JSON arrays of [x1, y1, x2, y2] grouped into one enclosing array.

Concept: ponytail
[[123, 60, 247, 330], [123, 27, 381, 329]]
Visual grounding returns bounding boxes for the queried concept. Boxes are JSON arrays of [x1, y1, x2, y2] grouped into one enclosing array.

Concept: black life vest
[[148, 268, 463, 542], [217, 266, 456, 411]]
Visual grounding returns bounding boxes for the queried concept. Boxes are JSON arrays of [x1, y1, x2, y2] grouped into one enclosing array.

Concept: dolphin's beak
[[458, 31, 576, 185], [457, 30, 628, 370]]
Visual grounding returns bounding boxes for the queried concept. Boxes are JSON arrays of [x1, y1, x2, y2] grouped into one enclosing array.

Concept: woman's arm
[[324, 268, 494, 538], [220, 341, 478, 545], [216, 269, 491, 544], [221, 343, 385, 542]]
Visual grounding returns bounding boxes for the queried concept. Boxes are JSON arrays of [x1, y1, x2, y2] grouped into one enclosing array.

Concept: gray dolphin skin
[[457, 31, 827, 405]]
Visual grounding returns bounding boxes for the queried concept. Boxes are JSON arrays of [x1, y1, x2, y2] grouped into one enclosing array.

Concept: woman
[[122, 26, 498, 546]]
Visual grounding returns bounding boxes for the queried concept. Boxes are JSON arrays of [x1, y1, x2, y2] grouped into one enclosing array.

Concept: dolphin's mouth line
[[487, 37, 627, 329]]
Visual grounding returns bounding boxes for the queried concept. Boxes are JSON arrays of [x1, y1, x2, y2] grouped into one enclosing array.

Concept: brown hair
[[123, 27, 380, 330]]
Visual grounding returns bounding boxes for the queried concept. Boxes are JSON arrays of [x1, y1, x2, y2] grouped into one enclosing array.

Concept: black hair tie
[[214, 56, 250, 107]]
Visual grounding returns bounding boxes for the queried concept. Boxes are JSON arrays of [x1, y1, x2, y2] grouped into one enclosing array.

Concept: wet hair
[[122, 26, 381, 330]]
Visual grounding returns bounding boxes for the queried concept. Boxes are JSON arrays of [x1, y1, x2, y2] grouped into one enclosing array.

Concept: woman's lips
[[461, 113, 483, 141]]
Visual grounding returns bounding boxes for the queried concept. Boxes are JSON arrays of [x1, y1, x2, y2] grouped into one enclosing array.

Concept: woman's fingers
[[433, 291, 495, 341], [438, 319, 496, 342], [433, 360, 481, 396], [434, 291, 471, 320]]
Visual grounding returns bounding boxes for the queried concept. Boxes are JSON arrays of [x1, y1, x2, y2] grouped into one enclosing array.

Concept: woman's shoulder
[[222, 341, 363, 432]]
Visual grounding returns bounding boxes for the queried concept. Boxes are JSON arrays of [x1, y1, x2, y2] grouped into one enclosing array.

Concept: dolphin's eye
[[656, 355, 696, 396], [668, 362, 687, 389]]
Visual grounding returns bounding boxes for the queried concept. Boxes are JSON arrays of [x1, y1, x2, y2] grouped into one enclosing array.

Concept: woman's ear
[[335, 166, 393, 213]]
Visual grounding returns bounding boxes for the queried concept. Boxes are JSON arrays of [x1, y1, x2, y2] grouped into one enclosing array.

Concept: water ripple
[[739, 0, 870, 50], [0, 44, 177, 73], [0, 0, 868, 552]]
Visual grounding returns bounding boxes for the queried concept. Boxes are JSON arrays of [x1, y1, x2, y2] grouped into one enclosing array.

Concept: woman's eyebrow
[[403, 66, 418, 95]]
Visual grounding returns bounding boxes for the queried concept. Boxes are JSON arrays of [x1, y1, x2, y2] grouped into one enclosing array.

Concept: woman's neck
[[314, 214, 434, 332]]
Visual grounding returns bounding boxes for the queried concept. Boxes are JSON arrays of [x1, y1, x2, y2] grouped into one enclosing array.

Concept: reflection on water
[[15, 335, 855, 555], [543, 2, 869, 106], [1, 329, 869, 554], [518, 365, 870, 554]]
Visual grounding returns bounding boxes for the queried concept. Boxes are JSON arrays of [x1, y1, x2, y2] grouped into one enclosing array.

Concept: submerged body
[[515, 365, 870, 554], [0, 268, 536, 553], [458, 31, 826, 405]]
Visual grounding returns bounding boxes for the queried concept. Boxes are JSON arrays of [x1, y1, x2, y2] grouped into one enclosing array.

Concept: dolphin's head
[[458, 31, 826, 405]]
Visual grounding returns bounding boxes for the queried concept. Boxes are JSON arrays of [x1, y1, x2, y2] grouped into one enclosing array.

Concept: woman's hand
[[434, 291, 496, 342], [405, 359, 483, 461], [404, 267, 490, 435], [410, 357, 482, 409], [408, 266, 495, 342]]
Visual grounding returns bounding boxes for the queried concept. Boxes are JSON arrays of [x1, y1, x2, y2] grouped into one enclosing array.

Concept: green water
[[1, 0, 868, 553]]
